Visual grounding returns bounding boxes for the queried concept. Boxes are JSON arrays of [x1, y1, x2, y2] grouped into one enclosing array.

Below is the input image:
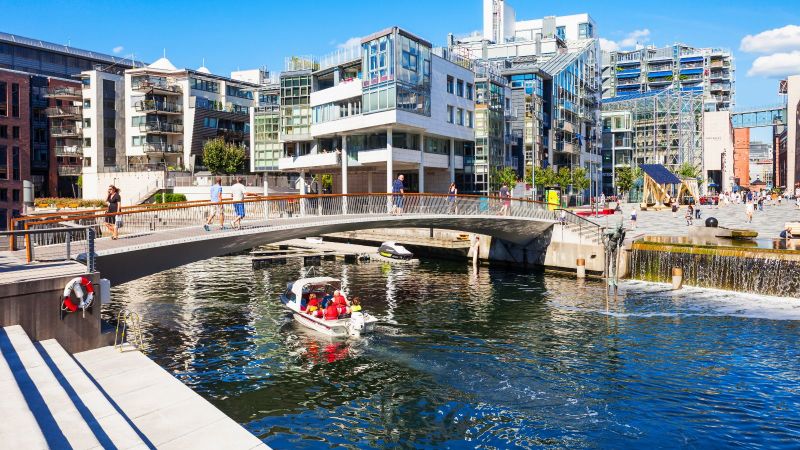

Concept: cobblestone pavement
[[586, 201, 800, 239]]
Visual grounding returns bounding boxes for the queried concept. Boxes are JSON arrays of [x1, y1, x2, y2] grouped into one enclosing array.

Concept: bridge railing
[[12, 193, 560, 262]]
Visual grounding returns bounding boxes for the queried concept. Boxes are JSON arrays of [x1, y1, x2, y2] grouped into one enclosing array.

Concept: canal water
[[108, 254, 800, 448]]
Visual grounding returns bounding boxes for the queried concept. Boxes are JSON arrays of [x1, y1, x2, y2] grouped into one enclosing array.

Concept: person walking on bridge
[[204, 176, 224, 231], [499, 183, 511, 216], [448, 182, 458, 214], [231, 177, 256, 230], [391, 174, 405, 215], [105, 185, 121, 240]]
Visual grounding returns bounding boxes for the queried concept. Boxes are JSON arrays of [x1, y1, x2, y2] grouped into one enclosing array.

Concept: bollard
[[576, 258, 586, 278], [672, 267, 683, 290]]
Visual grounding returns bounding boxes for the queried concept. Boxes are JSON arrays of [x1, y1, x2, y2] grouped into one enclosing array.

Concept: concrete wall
[[83, 170, 165, 204], [703, 111, 735, 193]]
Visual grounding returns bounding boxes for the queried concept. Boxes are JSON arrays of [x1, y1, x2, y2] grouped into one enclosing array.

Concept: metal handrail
[[555, 208, 604, 243], [1, 225, 95, 267], [114, 309, 144, 352]]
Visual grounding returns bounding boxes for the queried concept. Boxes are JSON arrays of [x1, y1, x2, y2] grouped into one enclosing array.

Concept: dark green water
[[108, 254, 800, 448]]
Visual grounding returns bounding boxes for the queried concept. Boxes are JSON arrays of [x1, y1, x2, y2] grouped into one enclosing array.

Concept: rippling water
[[108, 255, 800, 448]]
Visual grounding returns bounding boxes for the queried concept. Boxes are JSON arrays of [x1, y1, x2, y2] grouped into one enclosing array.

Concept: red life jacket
[[324, 304, 339, 320]]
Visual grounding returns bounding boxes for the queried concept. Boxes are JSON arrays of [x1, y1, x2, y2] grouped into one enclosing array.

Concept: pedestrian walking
[[230, 177, 254, 230], [499, 183, 511, 216], [105, 185, 121, 240], [745, 201, 754, 223], [630, 207, 638, 230], [391, 174, 405, 215], [447, 182, 458, 214], [204, 176, 224, 231], [671, 201, 678, 218], [559, 208, 567, 226], [685, 204, 694, 226]]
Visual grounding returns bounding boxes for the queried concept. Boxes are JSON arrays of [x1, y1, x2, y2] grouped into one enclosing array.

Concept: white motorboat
[[378, 241, 414, 260], [279, 277, 378, 337]]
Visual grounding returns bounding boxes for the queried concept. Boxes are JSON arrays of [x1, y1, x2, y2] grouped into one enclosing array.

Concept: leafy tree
[[571, 167, 590, 192], [556, 167, 572, 189], [676, 162, 701, 180], [491, 167, 518, 192], [202, 138, 227, 175], [320, 174, 334, 193], [203, 138, 246, 174], [531, 166, 557, 187], [615, 166, 641, 200]]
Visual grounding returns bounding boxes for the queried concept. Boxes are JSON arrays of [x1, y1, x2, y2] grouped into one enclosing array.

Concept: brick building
[[0, 71, 30, 229], [733, 127, 750, 189]]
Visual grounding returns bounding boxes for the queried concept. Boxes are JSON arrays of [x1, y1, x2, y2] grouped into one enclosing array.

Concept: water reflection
[[108, 256, 800, 448]]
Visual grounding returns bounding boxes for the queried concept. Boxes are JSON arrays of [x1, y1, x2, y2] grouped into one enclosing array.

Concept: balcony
[[135, 100, 183, 114], [45, 87, 82, 100], [58, 165, 82, 176], [278, 151, 342, 170], [51, 126, 82, 138], [139, 122, 184, 134], [45, 105, 82, 118], [310, 78, 362, 107], [143, 143, 183, 154], [217, 128, 246, 140], [132, 79, 182, 96], [54, 145, 83, 157], [710, 83, 731, 91]]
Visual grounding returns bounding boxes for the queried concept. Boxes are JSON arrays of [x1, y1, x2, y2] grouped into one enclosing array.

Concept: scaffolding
[[603, 89, 704, 172]]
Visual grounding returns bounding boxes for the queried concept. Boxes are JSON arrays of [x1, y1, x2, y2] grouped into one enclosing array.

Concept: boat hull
[[281, 294, 377, 337]]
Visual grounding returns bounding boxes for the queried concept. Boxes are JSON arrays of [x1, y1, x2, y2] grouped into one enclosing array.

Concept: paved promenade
[[587, 201, 800, 239]]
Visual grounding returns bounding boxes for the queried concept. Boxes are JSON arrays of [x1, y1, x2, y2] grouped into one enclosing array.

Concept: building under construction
[[601, 89, 704, 194]]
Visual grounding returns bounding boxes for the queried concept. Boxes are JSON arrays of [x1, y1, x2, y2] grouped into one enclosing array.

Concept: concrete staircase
[[561, 222, 603, 245], [0, 325, 267, 449]]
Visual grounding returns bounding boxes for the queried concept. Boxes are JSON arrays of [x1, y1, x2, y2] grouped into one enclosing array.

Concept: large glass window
[[466, 83, 473, 100], [11, 83, 19, 117], [556, 26, 566, 40], [0, 145, 6, 179], [447, 76, 454, 94], [447, 105, 454, 123], [456, 79, 464, 97], [0, 82, 6, 116], [12, 147, 19, 180], [578, 23, 593, 39], [456, 108, 464, 126], [190, 77, 220, 93]]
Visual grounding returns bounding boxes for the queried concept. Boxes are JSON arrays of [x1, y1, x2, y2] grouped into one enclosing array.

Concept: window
[[83, 138, 91, 147], [456, 108, 464, 126], [83, 118, 91, 128], [456, 79, 464, 97], [0, 208, 6, 230], [190, 77, 220, 93], [0, 190, 6, 201], [12, 127, 18, 139], [132, 136, 144, 146], [0, 126, 6, 138], [0, 81, 6, 116], [12, 147, 19, 181], [447, 76, 454, 94], [578, 23, 593, 39], [204, 117, 218, 128], [556, 26, 566, 40], [467, 111, 474, 128], [0, 145, 5, 179], [12, 190, 19, 202], [81, 78, 91, 88], [466, 83, 473, 100], [83, 99, 91, 109], [447, 105, 454, 123], [11, 84, 19, 117], [131, 116, 146, 126]]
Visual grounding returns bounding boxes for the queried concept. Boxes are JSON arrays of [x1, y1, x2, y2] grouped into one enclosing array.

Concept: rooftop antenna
[[163, 48, 166, 58], [202, 57, 205, 67]]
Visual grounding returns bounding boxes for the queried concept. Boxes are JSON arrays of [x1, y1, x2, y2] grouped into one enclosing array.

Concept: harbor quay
[[1, 0, 800, 447]]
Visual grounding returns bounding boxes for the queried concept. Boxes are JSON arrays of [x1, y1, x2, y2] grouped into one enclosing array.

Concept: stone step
[[0, 326, 49, 449], [37, 339, 149, 449], [1, 325, 102, 449]]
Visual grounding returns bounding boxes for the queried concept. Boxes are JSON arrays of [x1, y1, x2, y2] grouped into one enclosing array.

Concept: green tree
[[222, 144, 246, 174], [615, 166, 641, 200], [202, 138, 227, 174], [531, 166, 557, 187], [555, 167, 572, 189], [320, 174, 333, 192], [676, 162, 701, 180], [571, 167, 590, 192], [491, 167, 518, 192]]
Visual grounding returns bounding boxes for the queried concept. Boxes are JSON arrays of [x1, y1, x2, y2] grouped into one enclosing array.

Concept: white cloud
[[337, 37, 361, 50], [740, 25, 800, 53], [599, 38, 619, 52], [112, 46, 124, 54], [747, 50, 800, 77], [600, 29, 650, 52]]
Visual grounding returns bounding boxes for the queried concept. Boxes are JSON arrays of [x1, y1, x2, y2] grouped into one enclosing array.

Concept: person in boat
[[324, 300, 340, 320], [321, 291, 334, 309], [350, 297, 362, 313], [299, 295, 308, 312], [307, 294, 320, 315]]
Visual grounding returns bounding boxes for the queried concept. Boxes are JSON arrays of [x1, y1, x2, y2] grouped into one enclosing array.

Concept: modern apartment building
[[749, 141, 773, 186], [450, 1, 602, 195], [77, 70, 126, 173], [0, 32, 142, 228], [250, 27, 475, 195], [602, 43, 735, 111]]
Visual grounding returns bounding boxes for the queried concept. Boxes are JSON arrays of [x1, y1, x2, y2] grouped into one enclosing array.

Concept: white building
[[251, 27, 476, 195], [78, 70, 126, 173], [703, 111, 735, 193]]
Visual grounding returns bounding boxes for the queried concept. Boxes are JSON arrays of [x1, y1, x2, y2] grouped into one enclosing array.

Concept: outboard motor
[[348, 312, 365, 336]]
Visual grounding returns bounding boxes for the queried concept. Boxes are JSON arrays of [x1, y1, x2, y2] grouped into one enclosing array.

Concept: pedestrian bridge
[[11, 194, 596, 285]]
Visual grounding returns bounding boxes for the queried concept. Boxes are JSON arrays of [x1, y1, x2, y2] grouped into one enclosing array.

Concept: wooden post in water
[[576, 258, 586, 278], [672, 267, 683, 290]]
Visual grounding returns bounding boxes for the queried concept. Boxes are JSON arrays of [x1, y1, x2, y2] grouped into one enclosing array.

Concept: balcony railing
[[143, 143, 183, 154], [132, 80, 182, 95], [139, 123, 184, 134], [58, 165, 82, 176], [217, 128, 246, 139], [45, 105, 82, 118], [50, 126, 82, 138], [54, 145, 83, 157], [135, 100, 183, 114], [45, 87, 82, 99]]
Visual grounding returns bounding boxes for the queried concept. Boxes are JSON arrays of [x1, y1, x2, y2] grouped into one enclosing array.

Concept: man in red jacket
[[324, 301, 340, 320]]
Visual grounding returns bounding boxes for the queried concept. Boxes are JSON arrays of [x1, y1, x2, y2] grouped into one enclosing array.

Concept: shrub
[[34, 197, 107, 208], [154, 193, 188, 203]]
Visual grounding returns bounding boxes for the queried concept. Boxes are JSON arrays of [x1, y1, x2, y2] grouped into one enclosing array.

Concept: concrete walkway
[[0, 325, 268, 449]]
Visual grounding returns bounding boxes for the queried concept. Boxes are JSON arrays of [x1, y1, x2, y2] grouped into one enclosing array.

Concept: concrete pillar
[[387, 128, 393, 213], [418, 133, 425, 193], [341, 135, 348, 214], [367, 171, 373, 193], [299, 170, 307, 217], [449, 138, 456, 183]]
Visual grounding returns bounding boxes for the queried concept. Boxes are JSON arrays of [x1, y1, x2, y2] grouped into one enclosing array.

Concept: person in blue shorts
[[392, 174, 405, 215], [230, 177, 248, 230]]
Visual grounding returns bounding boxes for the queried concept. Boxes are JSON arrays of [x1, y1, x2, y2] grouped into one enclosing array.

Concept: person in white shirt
[[230, 177, 254, 230]]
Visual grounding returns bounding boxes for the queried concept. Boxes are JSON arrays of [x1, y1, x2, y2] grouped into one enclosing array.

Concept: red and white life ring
[[62, 276, 94, 313]]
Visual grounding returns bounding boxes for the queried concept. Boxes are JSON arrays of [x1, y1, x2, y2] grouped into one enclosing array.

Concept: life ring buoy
[[62, 276, 94, 313]]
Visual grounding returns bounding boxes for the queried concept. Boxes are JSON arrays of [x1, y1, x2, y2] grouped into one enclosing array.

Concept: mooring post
[[672, 267, 683, 290], [576, 258, 586, 278]]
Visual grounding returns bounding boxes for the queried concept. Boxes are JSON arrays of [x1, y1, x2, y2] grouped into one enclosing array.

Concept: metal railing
[[51, 126, 82, 138], [1, 225, 95, 269], [556, 208, 604, 243], [139, 122, 184, 134], [45, 105, 82, 117], [54, 145, 83, 156], [134, 100, 183, 114], [143, 143, 183, 154], [13, 193, 565, 262], [45, 87, 82, 98], [58, 165, 82, 176]]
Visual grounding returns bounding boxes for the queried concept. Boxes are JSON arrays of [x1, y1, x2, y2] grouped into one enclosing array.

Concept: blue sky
[[6, 0, 798, 138]]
